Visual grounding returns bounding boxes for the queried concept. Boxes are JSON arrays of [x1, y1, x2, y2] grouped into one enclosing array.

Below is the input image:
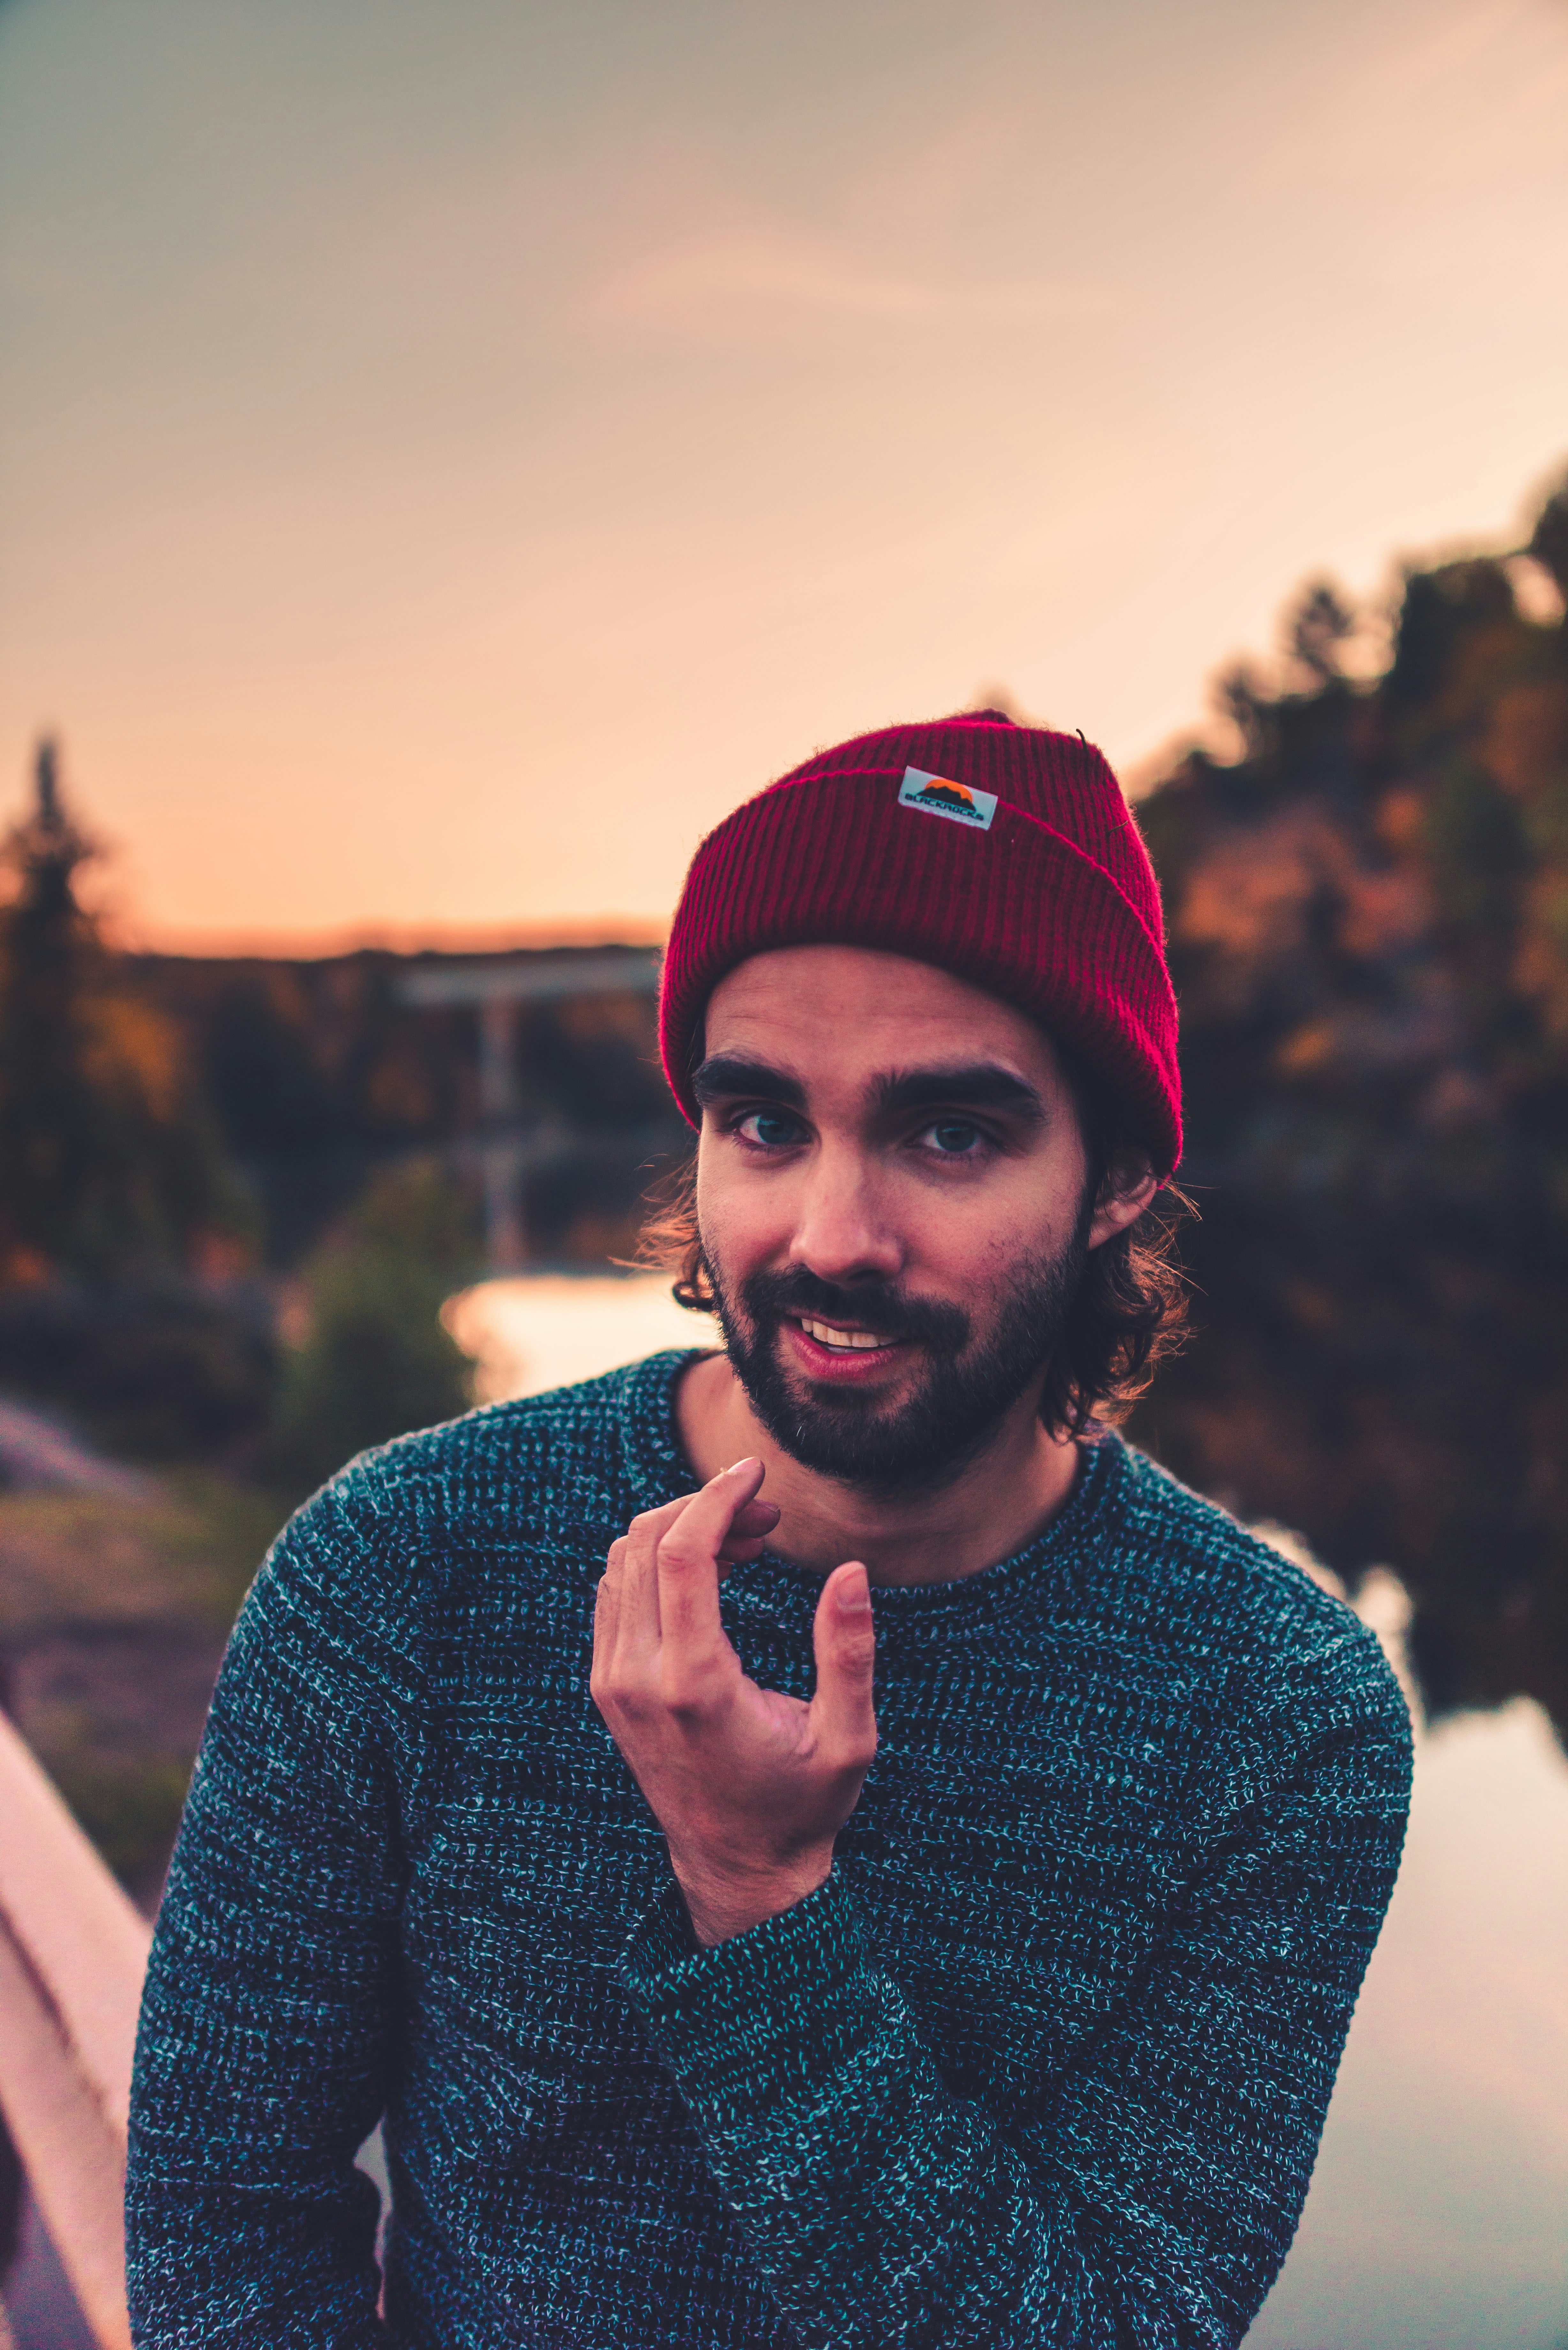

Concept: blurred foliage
[[0, 740, 252, 1285], [138, 948, 683, 1265], [0, 1280, 277, 1459], [1131, 462, 1568, 1742], [1527, 466, 1568, 598], [266, 1162, 481, 1497], [0, 740, 276, 1463], [0, 1471, 287, 1894], [0, 1472, 284, 1638], [0, 739, 676, 1478]]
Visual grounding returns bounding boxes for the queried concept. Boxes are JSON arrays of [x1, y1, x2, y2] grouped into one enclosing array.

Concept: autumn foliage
[[1133, 466, 1568, 1738]]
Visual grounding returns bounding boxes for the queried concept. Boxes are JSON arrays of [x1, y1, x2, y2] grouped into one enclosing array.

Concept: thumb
[[810, 1562, 878, 1765]]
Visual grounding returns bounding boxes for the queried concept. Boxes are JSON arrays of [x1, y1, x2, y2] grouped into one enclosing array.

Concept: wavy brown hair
[[637, 1042, 1192, 1438]]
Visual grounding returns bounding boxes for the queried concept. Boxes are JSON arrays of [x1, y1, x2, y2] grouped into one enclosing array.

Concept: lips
[[783, 1315, 909, 1382]]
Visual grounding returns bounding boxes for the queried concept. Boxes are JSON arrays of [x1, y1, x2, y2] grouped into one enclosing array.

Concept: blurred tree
[[268, 1162, 480, 1495], [0, 740, 249, 1284], [1287, 579, 1356, 686], [1527, 463, 1568, 596], [1213, 660, 1272, 763], [205, 978, 350, 1160], [1134, 464, 1568, 1747]]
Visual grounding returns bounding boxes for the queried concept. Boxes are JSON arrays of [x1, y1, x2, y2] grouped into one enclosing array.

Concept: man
[[127, 713, 1412, 2347]]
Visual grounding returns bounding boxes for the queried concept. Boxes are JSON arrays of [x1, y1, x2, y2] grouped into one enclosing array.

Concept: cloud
[[585, 227, 1113, 335]]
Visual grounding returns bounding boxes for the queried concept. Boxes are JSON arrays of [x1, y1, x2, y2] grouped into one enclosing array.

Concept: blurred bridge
[[399, 947, 662, 1267]]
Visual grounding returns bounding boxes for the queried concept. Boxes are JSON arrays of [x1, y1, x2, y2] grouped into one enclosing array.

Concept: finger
[[596, 1528, 630, 1642], [591, 1561, 621, 1708], [715, 1497, 780, 1566], [618, 1494, 694, 1657], [810, 1562, 878, 1768], [656, 1459, 765, 1670]]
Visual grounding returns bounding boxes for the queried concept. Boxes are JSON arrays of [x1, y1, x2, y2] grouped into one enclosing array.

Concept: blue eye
[[736, 1110, 804, 1148], [926, 1120, 983, 1156]]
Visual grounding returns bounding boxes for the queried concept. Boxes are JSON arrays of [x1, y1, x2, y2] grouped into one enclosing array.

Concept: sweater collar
[[615, 1347, 1125, 1643]]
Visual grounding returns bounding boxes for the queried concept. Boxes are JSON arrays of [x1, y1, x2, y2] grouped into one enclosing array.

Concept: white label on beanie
[[898, 768, 998, 830]]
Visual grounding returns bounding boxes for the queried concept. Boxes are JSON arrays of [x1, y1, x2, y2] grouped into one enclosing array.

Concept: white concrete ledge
[[0, 1708, 153, 2349]]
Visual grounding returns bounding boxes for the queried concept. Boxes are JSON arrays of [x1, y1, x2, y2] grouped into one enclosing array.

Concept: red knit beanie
[[659, 711, 1181, 1173]]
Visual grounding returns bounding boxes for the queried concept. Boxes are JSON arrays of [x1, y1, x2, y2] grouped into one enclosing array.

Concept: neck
[[674, 1350, 1084, 1587]]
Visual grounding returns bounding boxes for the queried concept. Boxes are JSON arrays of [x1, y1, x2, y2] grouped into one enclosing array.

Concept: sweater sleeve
[[125, 1479, 422, 2349], [619, 1637, 1413, 2350]]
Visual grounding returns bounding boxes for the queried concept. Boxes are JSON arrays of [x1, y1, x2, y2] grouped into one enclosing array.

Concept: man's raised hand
[[591, 1459, 878, 1946]]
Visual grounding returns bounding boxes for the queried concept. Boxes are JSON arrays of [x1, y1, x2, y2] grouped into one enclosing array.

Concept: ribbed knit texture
[[659, 714, 1183, 1170], [126, 1351, 1410, 2348]]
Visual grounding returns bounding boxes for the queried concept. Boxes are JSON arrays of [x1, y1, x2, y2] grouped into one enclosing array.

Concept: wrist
[[670, 1848, 833, 1947]]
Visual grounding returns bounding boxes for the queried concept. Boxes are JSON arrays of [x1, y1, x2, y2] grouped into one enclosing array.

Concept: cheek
[[694, 1142, 793, 1281], [899, 1163, 1075, 1284], [896, 1221, 1083, 1346], [909, 1222, 1029, 1307]]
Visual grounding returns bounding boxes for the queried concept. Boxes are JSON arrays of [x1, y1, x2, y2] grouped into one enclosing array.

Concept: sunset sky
[[2, 0, 1566, 946]]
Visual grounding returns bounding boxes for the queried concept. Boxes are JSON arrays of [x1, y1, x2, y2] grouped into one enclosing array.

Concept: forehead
[[702, 944, 1062, 1089]]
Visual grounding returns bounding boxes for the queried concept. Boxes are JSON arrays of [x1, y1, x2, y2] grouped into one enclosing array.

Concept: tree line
[[1132, 463, 1568, 1740]]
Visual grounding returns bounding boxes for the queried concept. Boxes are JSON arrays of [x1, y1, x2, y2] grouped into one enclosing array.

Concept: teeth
[[799, 1318, 891, 1352]]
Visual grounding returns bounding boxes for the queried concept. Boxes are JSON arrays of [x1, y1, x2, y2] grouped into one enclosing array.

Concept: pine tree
[[0, 740, 248, 1282]]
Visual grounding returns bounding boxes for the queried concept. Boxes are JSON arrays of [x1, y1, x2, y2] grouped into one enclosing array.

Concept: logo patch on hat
[[898, 767, 998, 830]]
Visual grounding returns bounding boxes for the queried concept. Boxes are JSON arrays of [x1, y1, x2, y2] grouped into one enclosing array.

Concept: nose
[[788, 1140, 903, 1288]]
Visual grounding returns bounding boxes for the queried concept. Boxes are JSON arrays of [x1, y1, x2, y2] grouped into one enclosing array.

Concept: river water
[[449, 1274, 1568, 2349]]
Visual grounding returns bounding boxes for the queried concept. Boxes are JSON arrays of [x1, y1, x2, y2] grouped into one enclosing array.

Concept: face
[[693, 944, 1145, 1498]]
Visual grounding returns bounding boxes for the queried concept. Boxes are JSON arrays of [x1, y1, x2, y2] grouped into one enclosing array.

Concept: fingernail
[[837, 1564, 872, 1613], [725, 1456, 761, 1475]]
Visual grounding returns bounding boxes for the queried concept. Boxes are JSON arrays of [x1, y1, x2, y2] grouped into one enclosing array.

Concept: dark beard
[[704, 1219, 1090, 1502]]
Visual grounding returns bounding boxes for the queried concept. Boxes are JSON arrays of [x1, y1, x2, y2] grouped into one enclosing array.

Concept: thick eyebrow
[[691, 1054, 808, 1111], [871, 1063, 1046, 1123], [691, 1053, 1047, 1126]]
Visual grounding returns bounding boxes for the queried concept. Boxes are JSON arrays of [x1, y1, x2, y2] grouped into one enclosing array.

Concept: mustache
[[739, 1265, 971, 1354]]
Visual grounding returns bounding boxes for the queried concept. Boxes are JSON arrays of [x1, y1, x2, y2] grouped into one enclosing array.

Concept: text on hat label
[[898, 768, 998, 831]]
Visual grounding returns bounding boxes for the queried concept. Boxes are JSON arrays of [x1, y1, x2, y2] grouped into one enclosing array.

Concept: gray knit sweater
[[126, 1350, 1412, 2347]]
